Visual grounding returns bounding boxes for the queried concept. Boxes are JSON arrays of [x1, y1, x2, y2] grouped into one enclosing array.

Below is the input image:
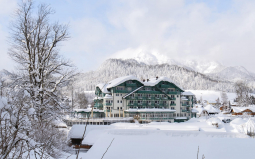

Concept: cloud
[[105, 0, 255, 71], [1, 0, 255, 72]]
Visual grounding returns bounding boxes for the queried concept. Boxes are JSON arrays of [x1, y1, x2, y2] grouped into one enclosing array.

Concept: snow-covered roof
[[73, 108, 104, 113], [182, 91, 195, 96], [96, 83, 110, 93], [181, 97, 188, 101], [232, 107, 255, 113], [106, 75, 142, 89], [96, 75, 184, 92], [143, 76, 184, 91], [125, 108, 176, 113], [204, 105, 220, 113], [104, 94, 113, 99], [192, 107, 208, 114], [191, 108, 199, 113], [94, 97, 104, 100], [175, 117, 187, 119]]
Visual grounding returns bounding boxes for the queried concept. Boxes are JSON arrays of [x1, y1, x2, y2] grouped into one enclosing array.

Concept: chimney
[[156, 76, 158, 80], [147, 79, 149, 82]]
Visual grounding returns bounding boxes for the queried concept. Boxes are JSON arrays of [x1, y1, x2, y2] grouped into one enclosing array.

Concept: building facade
[[94, 75, 196, 123]]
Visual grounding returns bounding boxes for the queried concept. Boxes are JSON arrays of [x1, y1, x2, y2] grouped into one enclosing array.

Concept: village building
[[94, 75, 196, 123], [231, 107, 255, 116]]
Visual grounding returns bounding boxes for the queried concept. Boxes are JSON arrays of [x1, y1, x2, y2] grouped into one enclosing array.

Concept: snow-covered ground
[[187, 90, 255, 102], [66, 116, 255, 159]]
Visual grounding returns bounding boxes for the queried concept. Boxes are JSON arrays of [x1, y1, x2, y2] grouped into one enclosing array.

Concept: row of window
[[117, 100, 123, 103], [129, 100, 168, 104]]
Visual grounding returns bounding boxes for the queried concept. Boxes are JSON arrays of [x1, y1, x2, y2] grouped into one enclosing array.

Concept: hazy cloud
[[1, 0, 255, 72]]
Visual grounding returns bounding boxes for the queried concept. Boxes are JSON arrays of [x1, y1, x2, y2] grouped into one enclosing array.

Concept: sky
[[0, 0, 255, 72]]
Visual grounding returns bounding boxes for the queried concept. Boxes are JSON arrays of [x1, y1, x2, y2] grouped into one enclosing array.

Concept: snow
[[104, 94, 113, 99], [192, 105, 207, 115], [144, 76, 184, 91], [181, 96, 188, 100], [96, 83, 110, 93], [67, 117, 255, 159], [175, 117, 187, 119], [188, 90, 255, 102], [204, 105, 220, 113], [182, 91, 195, 96], [28, 108, 35, 115], [232, 107, 255, 113], [73, 108, 104, 113], [106, 75, 142, 89], [0, 97, 7, 109]]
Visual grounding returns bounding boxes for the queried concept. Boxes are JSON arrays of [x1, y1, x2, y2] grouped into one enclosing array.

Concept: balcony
[[161, 97, 169, 100], [94, 103, 103, 108], [146, 97, 155, 100], [182, 103, 187, 106], [166, 91, 178, 95], [128, 103, 138, 106], [126, 96, 138, 100], [126, 83, 137, 87], [170, 104, 176, 106], [137, 96, 146, 100], [136, 90, 161, 94], [105, 103, 112, 106], [160, 84, 169, 88], [170, 97, 176, 100]]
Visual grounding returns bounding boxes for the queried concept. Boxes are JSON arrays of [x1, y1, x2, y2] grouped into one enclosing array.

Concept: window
[[155, 101, 159, 104], [127, 80, 133, 84], [117, 100, 119, 103], [120, 100, 122, 103], [171, 107, 175, 110], [116, 94, 119, 96], [117, 87, 124, 90], [163, 101, 166, 104], [120, 94, 122, 96], [162, 88, 165, 91], [120, 107, 122, 110], [138, 100, 141, 103], [138, 94, 141, 97], [130, 100, 134, 104], [127, 87, 132, 91], [169, 89, 174, 92], [117, 107, 119, 110]]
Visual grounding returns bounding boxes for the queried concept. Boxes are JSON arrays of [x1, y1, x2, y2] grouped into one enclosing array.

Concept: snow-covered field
[[187, 90, 255, 102], [67, 116, 255, 159]]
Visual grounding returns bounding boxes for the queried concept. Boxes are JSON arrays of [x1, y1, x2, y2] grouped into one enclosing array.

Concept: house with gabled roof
[[94, 75, 196, 123]]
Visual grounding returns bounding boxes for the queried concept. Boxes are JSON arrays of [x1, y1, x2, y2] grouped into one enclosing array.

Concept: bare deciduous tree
[[221, 91, 228, 106], [9, 0, 76, 121], [234, 81, 252, 107]]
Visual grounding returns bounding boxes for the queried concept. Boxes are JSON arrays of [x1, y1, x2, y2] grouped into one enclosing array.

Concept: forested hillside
[[74, 59, 236, 92]]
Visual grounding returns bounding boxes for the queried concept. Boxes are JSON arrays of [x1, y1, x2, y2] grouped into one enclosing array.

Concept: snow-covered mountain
[[113, 51, 255, 82], [73, 58, 238, 93]]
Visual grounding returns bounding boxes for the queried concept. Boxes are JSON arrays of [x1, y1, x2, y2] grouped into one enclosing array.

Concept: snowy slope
[[73, 59, 235, 92], [113, 51, 255, 82]]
